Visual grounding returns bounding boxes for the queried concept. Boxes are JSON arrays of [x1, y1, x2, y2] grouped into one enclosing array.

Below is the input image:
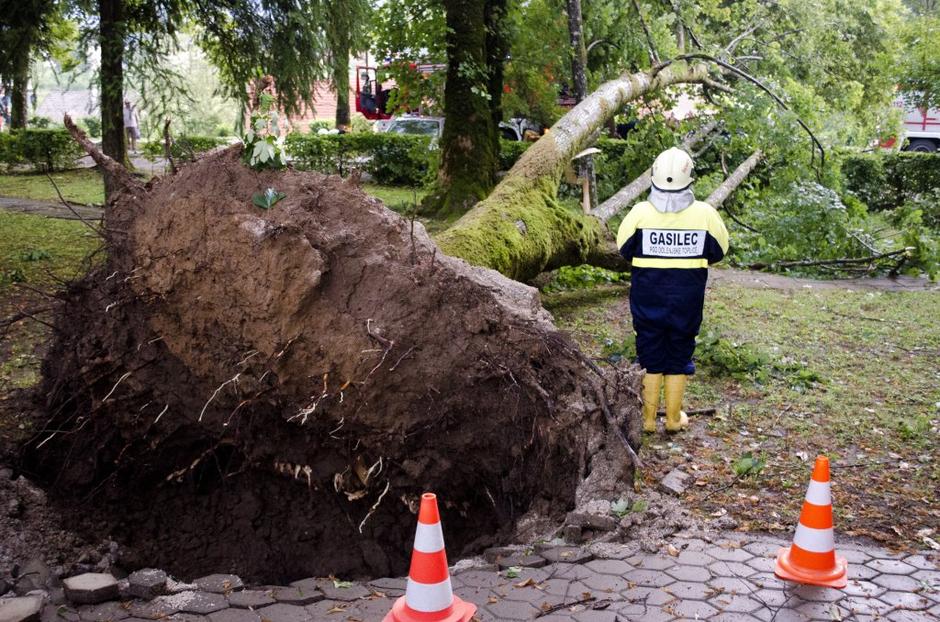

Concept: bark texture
[[10, 51, 29, 129], [98, 0, 127, 171], [23, 124, 641, 582], [426, 0, 505, 216], [706, 150, 762, 207], [437, 62, 714, 281]]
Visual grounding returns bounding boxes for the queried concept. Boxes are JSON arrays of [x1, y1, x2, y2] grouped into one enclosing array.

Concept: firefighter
[[616, 147, 729, 433]]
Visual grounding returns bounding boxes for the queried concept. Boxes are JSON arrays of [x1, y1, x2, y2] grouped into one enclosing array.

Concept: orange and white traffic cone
[[383, 493, 477, 622], [775, 455, 848, 588]]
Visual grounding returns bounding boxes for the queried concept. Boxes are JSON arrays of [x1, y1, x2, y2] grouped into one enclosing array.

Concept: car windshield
[[387, 120, 440, 136]]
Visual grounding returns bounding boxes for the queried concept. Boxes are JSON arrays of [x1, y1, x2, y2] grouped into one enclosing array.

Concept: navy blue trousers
[[630, 268, 707, 375]]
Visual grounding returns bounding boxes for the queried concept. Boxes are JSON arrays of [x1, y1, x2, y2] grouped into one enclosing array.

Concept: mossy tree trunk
[[99, 0, 127, 172], [436, 62, 714, 281], [425, 0, 505, 217]]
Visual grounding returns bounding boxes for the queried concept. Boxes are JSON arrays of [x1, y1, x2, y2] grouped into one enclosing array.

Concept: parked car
[[379, 114, 541, 142], [382, 116, 445, 139]]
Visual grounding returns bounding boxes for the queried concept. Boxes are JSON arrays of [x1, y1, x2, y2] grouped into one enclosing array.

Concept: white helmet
[[651, 147, 694, 191]]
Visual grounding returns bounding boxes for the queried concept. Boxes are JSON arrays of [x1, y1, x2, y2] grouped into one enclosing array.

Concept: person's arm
[[704, 206, 730, 264], [616, 205, 644, 260]]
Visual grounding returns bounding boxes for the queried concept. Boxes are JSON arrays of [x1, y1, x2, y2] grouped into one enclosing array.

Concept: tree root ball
[[22, 144, 641, 582]]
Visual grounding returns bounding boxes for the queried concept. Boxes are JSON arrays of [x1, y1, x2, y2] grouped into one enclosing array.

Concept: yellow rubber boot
[[641, 373, 663, 433], [664, 374, 690, 433]]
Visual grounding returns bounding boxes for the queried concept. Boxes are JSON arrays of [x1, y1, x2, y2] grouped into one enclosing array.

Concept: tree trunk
[[706, 150, 762, 207], [98, 0, 127, 175], [485, 0, 508, 138], [10, 49, 29, 129], [331, 16, 351, 128], [436, 62, 714, 281], [566, 0, 597, 210], [592, 119, 719, 223], [425, 0, 501, 216]]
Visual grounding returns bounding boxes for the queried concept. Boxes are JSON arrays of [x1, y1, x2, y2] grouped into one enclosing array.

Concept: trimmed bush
[[285, 133, 434, 186], [0, 129, 84, 172], [499, 139, 531, 171], [142, 135, 227, 163], [843, 152, 940, 211]]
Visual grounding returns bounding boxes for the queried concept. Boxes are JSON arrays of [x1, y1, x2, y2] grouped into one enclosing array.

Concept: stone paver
[[127, 570, 167, 600], [30, 533, 936, 622], [225, 591, 274, 609], [0, 596, 44, 622], [63, 574, 120, 605], [193, 576, 243, 595]]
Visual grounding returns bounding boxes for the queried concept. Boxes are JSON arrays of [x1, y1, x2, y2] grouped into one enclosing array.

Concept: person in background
[[123, 99, 140, 152], [616, 147, 729, 434]]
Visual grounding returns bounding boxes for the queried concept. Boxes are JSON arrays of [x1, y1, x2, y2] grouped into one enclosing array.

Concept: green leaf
[[610, 499, 630, 518], [504, 566, 522, 578], [252, 187, 286, 210]]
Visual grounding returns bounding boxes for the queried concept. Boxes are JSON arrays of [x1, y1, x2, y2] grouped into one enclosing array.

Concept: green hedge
[[0, 129, 84, 172], [842, 152, 940, 211], [499, 139, 531, 171], [142, 135, 227, 163], [285, 133, 434, 186]]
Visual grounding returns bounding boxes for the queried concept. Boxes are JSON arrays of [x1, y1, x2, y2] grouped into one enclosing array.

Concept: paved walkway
[[6, 533, 936, 622], [0, 196, 103, 220]]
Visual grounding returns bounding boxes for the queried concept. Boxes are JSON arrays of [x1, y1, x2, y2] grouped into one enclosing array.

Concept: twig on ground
[[163, 118, 177, 174], [655, 407, 716, 417], [536, 597, 597, 618], [747, 248, 911, 271]]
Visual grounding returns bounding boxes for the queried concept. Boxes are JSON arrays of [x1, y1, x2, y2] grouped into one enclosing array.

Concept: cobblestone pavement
[[4, 533, 937, 622]]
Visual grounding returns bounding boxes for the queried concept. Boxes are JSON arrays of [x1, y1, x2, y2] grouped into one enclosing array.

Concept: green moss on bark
[[424, 0, 502, 217], [436, 160, 604, 281]]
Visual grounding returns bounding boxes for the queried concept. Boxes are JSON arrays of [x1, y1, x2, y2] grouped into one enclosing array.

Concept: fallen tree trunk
[[22, 119, 642, 583], [706, 149, 762, 207], [436, 62, 716, 281], [592, 119, 719, 223]]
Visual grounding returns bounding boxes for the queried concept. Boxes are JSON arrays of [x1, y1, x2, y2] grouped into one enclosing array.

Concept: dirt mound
[[20, 136, 641, 583]]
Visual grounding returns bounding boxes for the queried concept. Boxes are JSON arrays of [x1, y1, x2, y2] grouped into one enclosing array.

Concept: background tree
[[0, 0, 64, 128], [67, 0, 332, 172], [325, 0, 371, 129], [423, 0, 510, 216]]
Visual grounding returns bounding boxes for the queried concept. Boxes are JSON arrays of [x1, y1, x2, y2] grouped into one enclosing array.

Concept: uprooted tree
[[22, 118, 641, 582], [20, 0, 904, 583]]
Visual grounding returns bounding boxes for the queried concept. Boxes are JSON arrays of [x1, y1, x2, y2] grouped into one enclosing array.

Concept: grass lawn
[[544, 270, 940, 549], [0, 211, 101, 395], [0, 169, 106, 205]]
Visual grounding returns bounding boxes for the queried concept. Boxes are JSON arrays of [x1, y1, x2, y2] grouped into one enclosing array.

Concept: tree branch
[[44, 173, 106, 239], [746, 248, 912, 271], [632, 0, 660, 65], [163, 118, 177, 174], [64, 115, 139, 197], [706, 150, 762, 208], [665, 53, 825, 175]]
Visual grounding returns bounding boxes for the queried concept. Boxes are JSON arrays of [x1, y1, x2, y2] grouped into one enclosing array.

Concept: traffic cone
[[774, 456, 848, 588], [383, 493, 476, 622]]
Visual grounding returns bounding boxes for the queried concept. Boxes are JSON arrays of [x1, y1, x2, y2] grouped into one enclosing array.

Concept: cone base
[[774, 546, 848, 589], [382, 595, 477, 622]]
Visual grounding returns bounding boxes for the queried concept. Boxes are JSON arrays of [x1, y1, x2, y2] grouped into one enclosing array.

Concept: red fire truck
[[883, 96, 940, 152]]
